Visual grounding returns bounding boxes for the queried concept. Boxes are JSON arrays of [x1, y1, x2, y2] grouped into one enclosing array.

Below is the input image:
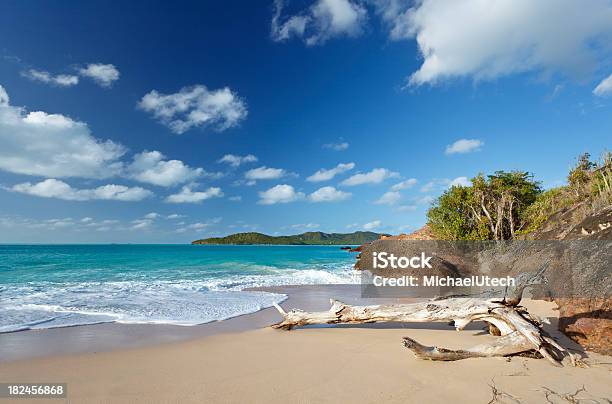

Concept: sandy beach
[[1, 285, 611, 403], [2, 1, 612, 402]]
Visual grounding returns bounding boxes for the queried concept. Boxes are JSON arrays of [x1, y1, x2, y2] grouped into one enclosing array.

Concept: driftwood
[[272, 265, 576, 367]]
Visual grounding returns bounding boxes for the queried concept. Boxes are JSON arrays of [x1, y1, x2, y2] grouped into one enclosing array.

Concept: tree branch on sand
[[271, 265, 577, 367]]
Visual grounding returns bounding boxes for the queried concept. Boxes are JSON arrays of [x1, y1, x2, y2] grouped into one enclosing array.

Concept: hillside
[[192, 231, 385, 245]]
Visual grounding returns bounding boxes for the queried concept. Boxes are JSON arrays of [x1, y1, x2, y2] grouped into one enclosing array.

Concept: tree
[[591, 151, 612, 196], [427, 171, 541, 240], [427, 185, 490, 240], [568, 152, 595, 197]]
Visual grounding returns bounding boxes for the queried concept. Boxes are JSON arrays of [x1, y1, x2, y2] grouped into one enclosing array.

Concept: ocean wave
[[0, 283, 287, 333], [0, 264, 358, 333]]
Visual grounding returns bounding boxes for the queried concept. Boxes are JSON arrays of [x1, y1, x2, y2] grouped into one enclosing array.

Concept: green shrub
[[427, 171, 541, 240], [517, 187, 573, 235]]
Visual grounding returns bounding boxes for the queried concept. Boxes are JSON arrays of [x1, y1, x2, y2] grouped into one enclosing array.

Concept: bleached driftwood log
[[272, 265, 576, 367]]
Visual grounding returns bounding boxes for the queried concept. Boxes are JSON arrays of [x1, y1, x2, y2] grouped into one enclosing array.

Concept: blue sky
[[1, 0, 611, 243]]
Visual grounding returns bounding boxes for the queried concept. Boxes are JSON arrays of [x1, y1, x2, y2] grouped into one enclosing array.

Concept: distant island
[[192, 231, 385, 245]]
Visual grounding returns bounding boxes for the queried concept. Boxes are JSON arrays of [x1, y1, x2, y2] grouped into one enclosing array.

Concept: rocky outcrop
[[353, 209, 611, 355], [564, 206, 612, 240], [380, 225, 435, 240], [543, 206, 612, 355], [350, 225, 434, 254], [557, 298, 611, 356]]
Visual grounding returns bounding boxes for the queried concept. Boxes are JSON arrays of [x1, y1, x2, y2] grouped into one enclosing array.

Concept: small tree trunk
[[480, 196, 497, 238]]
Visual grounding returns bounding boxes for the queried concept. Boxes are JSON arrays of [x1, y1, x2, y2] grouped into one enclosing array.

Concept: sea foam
[[0, 245, 358, 332], [0, 281, 287, 332]]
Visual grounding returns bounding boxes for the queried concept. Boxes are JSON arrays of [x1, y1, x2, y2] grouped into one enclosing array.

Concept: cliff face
[[527, 202, 612, 240], [353, 207, 611, 355], [534, 205, 612, 355]]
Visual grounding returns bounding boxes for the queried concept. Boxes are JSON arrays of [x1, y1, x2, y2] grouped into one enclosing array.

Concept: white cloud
[[290, 223, 320, 230], [272, 6, 309, 41], [0, 85, 125, 178], [186, 222, 209, 230], [549, 84, 565, 99], [127, 151, 205, 187], [258, 184, 304, 205], [0, 215, 127, 233], [390, 178, 417, 191], [449, 176, 471, 187], [445, 139, 484, 155], [374, 190, 401, 205], [21, 69, 79, 87], [203, 171, 225, 180], [131, 218, 153, 230], [10, 179, 152, 202], [308, 186, 351, 202], [245, 166, 286, 181], [0, 86, 8, 106], [165, 185, 223, 204], [341, 168, 399, 186], [272, 0, 367, 46], [176, 218, 222, 233], [307, 162, 354, 182], [3, 216, 77, 230], [381, 0, 612, 85], [167, 213, 185, 219], [0, 86, 226, 191], [420, 181, 435, 193], [39, 218, 75, 228], [78, 63, 120, 87], [395, 204, 417, 212], [322, 141, 349, 151], [138, 85, 247, 134], [88, 219, 119, 227], [218, 154, 258, 167], [593, 73, 612, 96], [144, 212, 161, 219], [50, 218, 77, 228], [363, 220, 382, 230], [420, 177, 471, 193]]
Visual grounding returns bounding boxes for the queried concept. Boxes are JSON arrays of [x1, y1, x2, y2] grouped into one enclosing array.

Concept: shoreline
[[0, 284, 418, 363], [1, 284, 610, 403]]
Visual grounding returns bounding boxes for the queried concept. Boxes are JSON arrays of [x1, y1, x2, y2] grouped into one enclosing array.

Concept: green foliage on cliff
[[517, 187, 574, 235], [518, 152, 612, 235], [192, 231, 383, 245], [427, 152, 612, 240], [427, 171, 541, 240]]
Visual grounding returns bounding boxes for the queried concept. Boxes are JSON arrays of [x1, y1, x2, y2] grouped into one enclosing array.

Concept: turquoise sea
[[0, 245, 357, 333]]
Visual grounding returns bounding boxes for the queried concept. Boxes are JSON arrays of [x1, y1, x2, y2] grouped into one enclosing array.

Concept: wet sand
[[0, 285, 421, 362]]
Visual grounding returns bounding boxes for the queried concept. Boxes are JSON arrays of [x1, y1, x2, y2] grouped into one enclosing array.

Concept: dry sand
[[0, 288, 611, 403]]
